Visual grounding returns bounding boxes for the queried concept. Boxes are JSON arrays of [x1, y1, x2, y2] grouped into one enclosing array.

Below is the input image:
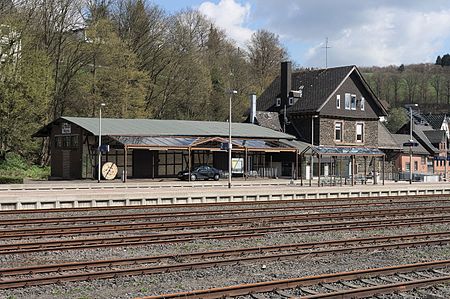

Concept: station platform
[[0, 179, 450, 210]]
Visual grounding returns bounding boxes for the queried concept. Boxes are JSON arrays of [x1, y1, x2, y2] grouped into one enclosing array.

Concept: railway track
[[1, 233, 450, 289], [2, 206, 450, 239], [0, 194, 448, 215], [1, 199, 449, 227], [139, 260, 450, 299], [2, 215, 450, 254]]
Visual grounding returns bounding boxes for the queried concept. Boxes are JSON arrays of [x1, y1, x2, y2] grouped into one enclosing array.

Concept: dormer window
[[276, 97, 281, 107]]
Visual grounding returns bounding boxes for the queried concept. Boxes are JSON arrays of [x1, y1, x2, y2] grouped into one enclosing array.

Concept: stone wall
[[319, 118, 378, 147]]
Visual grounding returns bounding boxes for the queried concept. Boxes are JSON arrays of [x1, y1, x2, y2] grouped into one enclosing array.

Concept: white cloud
[[250, 0, 450, 67], [199, 0, 254, 47], [305, 7, 450, 67]]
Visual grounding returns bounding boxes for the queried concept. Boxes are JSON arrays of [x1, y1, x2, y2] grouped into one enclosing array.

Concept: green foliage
[[0, 153, 49, 181], [385, 108, 408, 133], [0, 2, 287, 168]]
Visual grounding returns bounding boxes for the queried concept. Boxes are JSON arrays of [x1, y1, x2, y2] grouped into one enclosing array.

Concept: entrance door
[[62, 150, 71, 179], [133, 150, 154, 178]]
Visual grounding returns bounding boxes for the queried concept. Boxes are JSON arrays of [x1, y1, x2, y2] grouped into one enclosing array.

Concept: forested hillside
[[362, 63, 450, 113], [0, 0, 287, 165]]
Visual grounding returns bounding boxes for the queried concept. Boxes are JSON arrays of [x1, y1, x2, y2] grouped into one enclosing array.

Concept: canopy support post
[[245, 148, 248, 180], [124, 145, 128, 183], [188, 147, 191, 182], [318, 154, 321, 187]]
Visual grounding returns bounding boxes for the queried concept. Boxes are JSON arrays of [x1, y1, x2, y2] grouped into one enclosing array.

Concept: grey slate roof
[[391, 134, 430, 155], [34, 117, 295, 140], [423, 130, 446, 145], [254, 111, 282, 132], [378, 122, 401, 150], [423, 113, 447, 130], [256, 65, 387, 115], [413, 124, 439, 154]]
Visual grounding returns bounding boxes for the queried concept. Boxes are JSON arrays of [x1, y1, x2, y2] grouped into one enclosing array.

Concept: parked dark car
[[178, 165, 221, 181]]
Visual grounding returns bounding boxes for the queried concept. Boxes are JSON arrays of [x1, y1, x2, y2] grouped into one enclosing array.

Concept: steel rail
[[2, 199, 445, 226], [137, 260, 450, 299], [1, 238, 450, 289], [301, 276, 450, 298], [0, 217, 450, 255], [1, 206, 450, 239], [2, 231, 450, 277], [0, 194, 448, 215]]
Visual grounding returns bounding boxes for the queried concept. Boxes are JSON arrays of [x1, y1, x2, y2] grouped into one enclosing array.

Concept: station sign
[[403, 142, 419, 147]]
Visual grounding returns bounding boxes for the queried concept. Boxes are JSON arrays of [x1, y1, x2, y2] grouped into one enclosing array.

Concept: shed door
[[62, 150, 70, 179], [133, 149, 154, 178]]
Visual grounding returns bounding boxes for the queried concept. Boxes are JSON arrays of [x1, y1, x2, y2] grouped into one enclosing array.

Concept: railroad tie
[[319, 283, 341, 292], [339, 280, 361, 289], [378, 276, 399, 283], [250, 293, 268, 299], [415, 271, 434, 278], [417, 289, 446, 299], [432, 269, 450, 276], [274, 290, 291, 298], [396, 273, 414, 281], [359, 278, 379, 286], [298, 287, 318, 295]]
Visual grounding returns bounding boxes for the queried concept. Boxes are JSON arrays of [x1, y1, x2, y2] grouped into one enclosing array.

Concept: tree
[[403, 69, 419, 104], [0, 47, 53, 162], [385, 108, 408, 133], [247, 29, 288, 93], [430, 65, 443, 103], [442, 54, 450, 67], [436, 55, 442, 66]]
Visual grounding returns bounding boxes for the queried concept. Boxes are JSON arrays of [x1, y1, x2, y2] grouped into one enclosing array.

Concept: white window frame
[[356, 122, 364, 143], [276, 97, 281, 107], [344, 93, 350, 110], [350, 94, 357, 110], [288, 97, 294, 105], [336, 94, 340, 109], [335, 121, 343, 142], [361, 97, 365, 111]]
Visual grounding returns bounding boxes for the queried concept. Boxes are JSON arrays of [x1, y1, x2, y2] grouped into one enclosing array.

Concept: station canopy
[[301, 146, 385, 156], [112, 136, 297, 152]]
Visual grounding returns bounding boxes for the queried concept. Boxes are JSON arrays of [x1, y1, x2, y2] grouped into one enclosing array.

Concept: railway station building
[[34, 117, 308, 180]]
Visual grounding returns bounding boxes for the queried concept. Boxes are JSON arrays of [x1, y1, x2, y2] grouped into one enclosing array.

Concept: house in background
[[423, 113, 449, 138], [391, 134, 430, 176], [397, 112, 449, 179], [253, 61, 388, 183]]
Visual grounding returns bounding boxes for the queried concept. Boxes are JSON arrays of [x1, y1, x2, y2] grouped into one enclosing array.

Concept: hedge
[[0, 176, 23, 184]]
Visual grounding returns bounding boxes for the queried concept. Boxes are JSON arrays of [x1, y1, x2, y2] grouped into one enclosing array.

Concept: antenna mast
[[321, 37, 331, 68]]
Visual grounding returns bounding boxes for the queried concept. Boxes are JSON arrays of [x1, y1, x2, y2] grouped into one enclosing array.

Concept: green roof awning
[[34, 117, 295, 140]]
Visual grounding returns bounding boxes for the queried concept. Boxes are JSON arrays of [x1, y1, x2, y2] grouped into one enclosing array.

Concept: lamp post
[[405, 104, 418, 184], [98, 103, 106, 183], [228, 90, 237, 189], [310, 115, 319, 183]]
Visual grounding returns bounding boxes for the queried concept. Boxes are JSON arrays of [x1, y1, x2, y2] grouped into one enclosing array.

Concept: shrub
[[0, 153, 49, 181], [0, 176, 23, 184]]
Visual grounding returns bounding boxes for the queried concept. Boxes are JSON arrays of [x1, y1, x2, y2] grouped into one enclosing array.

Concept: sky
[[153, 0, 450, 68]]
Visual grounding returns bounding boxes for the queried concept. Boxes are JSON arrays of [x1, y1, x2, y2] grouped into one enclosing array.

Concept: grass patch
[[0, 153, 49, 183]]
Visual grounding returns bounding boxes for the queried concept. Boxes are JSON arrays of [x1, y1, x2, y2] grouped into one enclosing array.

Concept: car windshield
[[195, 166, 209, 171]]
